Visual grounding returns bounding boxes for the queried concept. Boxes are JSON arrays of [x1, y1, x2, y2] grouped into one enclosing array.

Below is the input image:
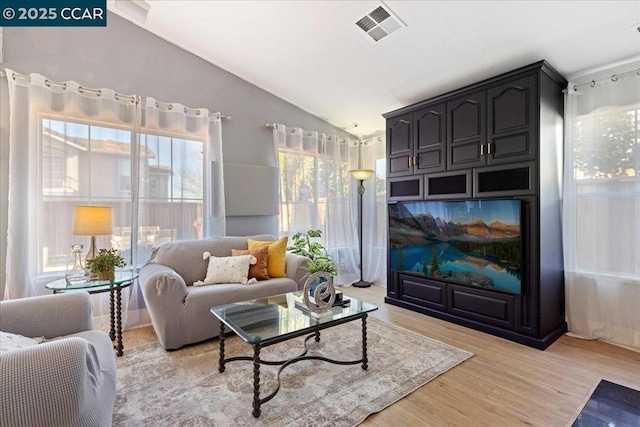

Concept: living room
[[1, 1, 639, 426]]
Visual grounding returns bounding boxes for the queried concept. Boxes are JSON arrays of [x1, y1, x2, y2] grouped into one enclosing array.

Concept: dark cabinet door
[[414, 103, 446, 173], [487, 75, 537, 165], [447, 92, 486, 170], [387, 113, 413, 177]]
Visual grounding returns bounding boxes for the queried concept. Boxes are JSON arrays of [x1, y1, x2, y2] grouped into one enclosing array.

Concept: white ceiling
[[109, 1, 640, 136]]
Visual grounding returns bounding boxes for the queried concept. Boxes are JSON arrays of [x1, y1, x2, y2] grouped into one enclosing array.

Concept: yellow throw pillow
[[247, 237, 288, 278]]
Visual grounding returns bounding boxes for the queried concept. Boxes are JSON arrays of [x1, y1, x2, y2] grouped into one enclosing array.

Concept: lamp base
[[351, 280, 371, 288], [85, 235, 97, 265]]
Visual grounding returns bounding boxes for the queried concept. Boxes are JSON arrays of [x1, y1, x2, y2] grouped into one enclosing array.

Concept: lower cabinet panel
[[397, 274, 515, 329], [448, 284, 515, 328], [399, 274, 446, 310]]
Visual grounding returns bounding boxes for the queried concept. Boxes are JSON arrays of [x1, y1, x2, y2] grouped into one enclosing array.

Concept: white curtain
[[352, 133, 387, 287], [273, 125, 388, 287], [563, 62, 640, 350], [138, 97, 225, 261], [273, 124, 359, 286], [3, 70, 225, 330]]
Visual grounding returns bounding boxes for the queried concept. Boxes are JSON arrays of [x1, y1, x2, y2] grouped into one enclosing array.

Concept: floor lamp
[[350, 168, 374, 288]]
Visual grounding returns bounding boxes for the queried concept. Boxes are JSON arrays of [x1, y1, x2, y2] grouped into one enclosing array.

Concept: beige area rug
[[114, 317, 473, 426]]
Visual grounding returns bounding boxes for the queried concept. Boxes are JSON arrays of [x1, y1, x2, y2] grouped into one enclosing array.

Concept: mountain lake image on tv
[[389, 199, 522, 294]]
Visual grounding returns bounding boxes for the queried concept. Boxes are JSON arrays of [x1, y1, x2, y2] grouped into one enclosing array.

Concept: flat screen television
[[389, 199, 522, 294]]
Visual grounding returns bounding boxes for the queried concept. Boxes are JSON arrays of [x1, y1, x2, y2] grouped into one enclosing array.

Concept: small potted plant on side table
[[86, 248, 126, 282]]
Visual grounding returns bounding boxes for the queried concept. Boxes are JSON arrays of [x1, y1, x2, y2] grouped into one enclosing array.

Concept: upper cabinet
[[387, 113, 413, 177], [384, 61, 566, 202], [447, 92, 486, 169], [447, 74, 537, 170], [387, 103, 447, 178], [414, 103, 447, 173]]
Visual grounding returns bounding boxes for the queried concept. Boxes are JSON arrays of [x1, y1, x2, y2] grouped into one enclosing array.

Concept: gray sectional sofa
[[139, 234, 310, 350]]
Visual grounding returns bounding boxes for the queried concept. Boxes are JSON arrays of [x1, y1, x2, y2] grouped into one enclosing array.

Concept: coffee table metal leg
[[116, 288, 123, 357], [315, 329, 320, 343], [253, 343, 262, 418], [362, 314, 368, 370], [109, 290, 116, 341], [219, 323, 226, 373]]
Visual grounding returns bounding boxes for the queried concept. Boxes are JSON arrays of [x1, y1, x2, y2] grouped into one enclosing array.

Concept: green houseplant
[[86, 248, 126, 282], [288, 230, 338, 295], [288, 229, 338, 274]]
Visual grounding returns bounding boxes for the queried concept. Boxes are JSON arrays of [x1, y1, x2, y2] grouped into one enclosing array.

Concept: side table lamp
[[73, 205, 114, 264]]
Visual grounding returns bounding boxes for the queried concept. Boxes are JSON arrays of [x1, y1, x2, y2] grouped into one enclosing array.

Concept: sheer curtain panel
[[563, 61, 640, 350], [5, 70, 139, 297], [273, 124, 359, 286], [137, 98, 225, 267], [4, 69, 140, 329], [351, 133, 387, 287]]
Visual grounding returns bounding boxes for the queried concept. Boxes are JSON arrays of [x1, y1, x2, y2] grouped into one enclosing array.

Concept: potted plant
[[86, 248, 126, 282], [306, 256, 338, 276], [288, 230, 338, 296]]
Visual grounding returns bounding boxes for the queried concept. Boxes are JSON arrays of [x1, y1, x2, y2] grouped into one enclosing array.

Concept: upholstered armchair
[[0, 292, 117, 427]]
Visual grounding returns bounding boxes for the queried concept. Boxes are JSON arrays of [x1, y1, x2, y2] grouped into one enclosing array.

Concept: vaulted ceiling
[[108, 1, 640, 136]]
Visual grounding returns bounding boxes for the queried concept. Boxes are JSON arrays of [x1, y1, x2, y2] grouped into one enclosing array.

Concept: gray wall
[[1, 12, 354, 238]]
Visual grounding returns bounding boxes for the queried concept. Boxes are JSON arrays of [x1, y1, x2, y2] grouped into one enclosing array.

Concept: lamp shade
[[73, 206, 113, 236], [349, 168, 374, 181]]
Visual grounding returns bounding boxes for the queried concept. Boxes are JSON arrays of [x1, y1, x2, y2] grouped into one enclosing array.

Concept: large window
[[41, 118, 204, 273], [571, 105, 639, 277]]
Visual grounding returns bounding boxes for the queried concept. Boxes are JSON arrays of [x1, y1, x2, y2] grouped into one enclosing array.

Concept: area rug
[[570, 379, 640, 426], [114, 317, 473, 426]]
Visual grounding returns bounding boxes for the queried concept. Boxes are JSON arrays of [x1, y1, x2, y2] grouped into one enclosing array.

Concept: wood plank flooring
[[121, 284, 640, 426]]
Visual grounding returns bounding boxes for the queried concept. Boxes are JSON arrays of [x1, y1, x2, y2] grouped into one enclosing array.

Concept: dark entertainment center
[[383, 61, 567, 349]]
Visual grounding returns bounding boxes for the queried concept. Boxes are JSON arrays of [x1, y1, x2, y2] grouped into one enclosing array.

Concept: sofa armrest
[[285, 252, 311, 290], [0, 292, 93, 339], [0, 337, 113, 427], [139, 263, 189, 303], [139, 262, 189, 349]]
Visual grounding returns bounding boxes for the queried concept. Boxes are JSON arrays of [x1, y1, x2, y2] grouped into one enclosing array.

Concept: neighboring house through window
[[41, 118, 204, 273]]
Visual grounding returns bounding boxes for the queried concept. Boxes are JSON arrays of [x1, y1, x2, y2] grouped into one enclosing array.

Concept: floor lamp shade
[[73, 206, 114, 261], [349, 169, 374, 181]]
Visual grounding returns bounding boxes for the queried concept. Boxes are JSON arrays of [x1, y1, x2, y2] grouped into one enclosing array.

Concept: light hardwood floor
[[122, 285, 640, 426]]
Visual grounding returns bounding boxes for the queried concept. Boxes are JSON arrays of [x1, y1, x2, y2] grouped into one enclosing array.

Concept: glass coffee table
[[46, 271, 138, 356], [210, 292, 378, 417]]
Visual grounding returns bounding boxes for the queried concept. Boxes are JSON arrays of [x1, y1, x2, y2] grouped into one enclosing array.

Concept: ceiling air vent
[[356, 3, 406, 42]]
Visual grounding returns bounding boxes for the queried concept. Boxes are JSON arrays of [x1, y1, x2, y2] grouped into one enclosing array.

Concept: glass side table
[[46, 271, 139, 356]]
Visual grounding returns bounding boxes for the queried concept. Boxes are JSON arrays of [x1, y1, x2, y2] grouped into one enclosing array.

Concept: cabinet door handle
[[487, 142, 492, 154], [414, 156, 419, 167], [480, 144, 485, 156], [408, 157, 412, 168]]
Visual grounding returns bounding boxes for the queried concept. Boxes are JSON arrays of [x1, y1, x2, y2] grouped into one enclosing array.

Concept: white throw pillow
[[193, 252, 257, 286], [0, 331, 43, 354]]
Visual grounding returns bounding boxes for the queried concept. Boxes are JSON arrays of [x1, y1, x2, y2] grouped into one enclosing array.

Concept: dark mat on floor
[[572, 379, 640, 426]]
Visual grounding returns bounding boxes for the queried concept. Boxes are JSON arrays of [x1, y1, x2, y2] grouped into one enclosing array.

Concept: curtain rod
[[572, 67, 640, 91], [1, 69, 230, 119], [265, 122, 383, 145], [573, 80, 595, 91], [611, 67, 640, 82]]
